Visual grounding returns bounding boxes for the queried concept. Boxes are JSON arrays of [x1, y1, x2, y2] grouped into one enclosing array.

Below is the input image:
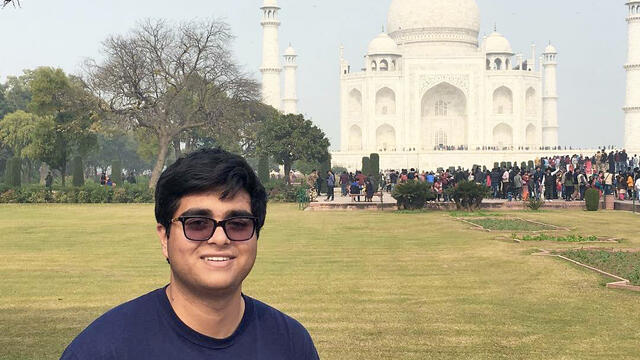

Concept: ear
[[157, 224, 169, 262]]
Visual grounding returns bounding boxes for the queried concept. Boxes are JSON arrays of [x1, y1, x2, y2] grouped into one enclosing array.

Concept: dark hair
[[155, 148, 268, 238]]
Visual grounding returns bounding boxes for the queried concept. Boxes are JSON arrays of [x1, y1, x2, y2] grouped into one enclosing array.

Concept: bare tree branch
[[84, 18, 259, 188]]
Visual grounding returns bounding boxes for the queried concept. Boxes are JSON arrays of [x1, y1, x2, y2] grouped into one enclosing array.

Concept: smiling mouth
[[204, 257, 232, 262]]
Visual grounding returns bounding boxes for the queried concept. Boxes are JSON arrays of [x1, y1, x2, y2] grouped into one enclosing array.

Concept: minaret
[[624, 1, 640, 151], [282, 44, 298, 114], [542, 43, 559, 147], [260, 0, 282, 110]]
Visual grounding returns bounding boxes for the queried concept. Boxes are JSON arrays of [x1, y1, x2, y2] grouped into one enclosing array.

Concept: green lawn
[[1, 204, 639, 359]]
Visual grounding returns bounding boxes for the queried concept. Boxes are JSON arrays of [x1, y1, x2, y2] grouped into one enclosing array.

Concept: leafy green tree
[[4, 157, 21, 187], [258, 154, 270, 184], [0, 110, 39, 158], [258, 113, 330, 185], [85, 132, 153, 179], [27, 67, 98, 186], [0, 75, 32, 117], [362, 157, 370, 175]]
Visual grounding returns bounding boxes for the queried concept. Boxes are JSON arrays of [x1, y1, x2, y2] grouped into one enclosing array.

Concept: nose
[[207, 224, 231, 246]]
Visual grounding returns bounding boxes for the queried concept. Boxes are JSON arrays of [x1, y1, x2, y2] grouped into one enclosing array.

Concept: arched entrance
[[421, 82, 467, 149]]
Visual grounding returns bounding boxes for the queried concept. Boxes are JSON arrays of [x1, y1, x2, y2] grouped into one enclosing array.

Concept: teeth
[[205, 257, 230, 262]]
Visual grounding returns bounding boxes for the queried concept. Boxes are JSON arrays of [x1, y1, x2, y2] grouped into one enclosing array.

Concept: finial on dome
[[494, 23, 497, 32]]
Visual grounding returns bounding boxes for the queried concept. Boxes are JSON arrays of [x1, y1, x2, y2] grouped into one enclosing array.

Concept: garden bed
[[459, 217, 564, 232], [512, 234, 621, 243], [558, 249, 640, 286]]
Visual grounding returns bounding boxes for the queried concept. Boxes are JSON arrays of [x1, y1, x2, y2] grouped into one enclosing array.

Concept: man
[[513, 171, 523, 201], [325, 170, 335, 201], [61, 149, 319, 360], [577, 170, 587, 201], [564, 169, 575, 201], [339, 171, 349, 197], [45, 171, 53, 188]]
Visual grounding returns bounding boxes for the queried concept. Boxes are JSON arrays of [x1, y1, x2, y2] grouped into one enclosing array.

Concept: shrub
[[72, 156, 85, 187], [362, 157, 370, 176], [5, 157, 21, 187], [447, 181, 490, 211], [0, 183, 154, 204], [257, 154, 270, 185], [112, 187, 131, 203], [585, 188, 600, 211], [526, 197, 544, 211], [370, 153, 380, 189], [392, 180, 435, 210], [264, 180, 304, 203], [0, 189, 19, 203]]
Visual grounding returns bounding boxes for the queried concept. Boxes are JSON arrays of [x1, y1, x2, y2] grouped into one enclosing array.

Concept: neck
[[165, 280, 245, 339]]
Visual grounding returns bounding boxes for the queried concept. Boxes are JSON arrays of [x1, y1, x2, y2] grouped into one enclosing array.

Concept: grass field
[[1, 204, 639, 359]]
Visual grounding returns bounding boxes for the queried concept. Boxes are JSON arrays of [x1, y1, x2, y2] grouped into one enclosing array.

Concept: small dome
[[261, 0, 278, 8], [484, 32, 513, 54], [367, 32, 400, 55], [544, 44, 557, 54], [284, 45, 297, 56]]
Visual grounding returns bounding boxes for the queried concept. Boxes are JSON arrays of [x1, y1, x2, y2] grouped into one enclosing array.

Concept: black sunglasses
[[171, 216, 258, 242]]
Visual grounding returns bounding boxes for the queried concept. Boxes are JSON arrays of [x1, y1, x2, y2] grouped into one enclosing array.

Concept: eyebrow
[[179, 208, 253, 218]]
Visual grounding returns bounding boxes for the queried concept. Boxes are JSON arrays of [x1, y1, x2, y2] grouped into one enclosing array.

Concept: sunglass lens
[[225, 218, 255, 241], [184, 218, 214, 241]]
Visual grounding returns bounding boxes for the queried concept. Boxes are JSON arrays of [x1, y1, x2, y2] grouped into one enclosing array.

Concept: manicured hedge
[[0, 182, 154, 204]]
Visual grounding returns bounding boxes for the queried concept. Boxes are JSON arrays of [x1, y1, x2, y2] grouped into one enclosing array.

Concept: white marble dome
[[262, 0, 278, 8], [284, 45, 297, 56], [387, 0, 480, 35], [544, 44, 557, 54], [484, 32, 513, 54], [367, 32, 400, 55]]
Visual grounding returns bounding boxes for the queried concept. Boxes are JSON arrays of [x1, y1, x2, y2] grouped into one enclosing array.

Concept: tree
[[27, 68, 98, 187], [2, 0, 20, 8], [258, 113, 330, 185], [258, 154, 269, 184], [72, 156, 84, 187], [85, 18, 259, 188], [0, 74, 32, 119], [0, 110, 39, 158], [362, 157, 370, 175]]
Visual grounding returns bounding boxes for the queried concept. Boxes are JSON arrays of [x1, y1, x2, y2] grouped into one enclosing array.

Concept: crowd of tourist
[[304, 149, 640, 203], [378, 149, 640, 202]]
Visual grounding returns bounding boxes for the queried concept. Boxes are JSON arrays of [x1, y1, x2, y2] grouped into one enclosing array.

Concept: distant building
[[333, 0, 561, 170], [625, 0, 640, 153], [260, 0, 298, 114]]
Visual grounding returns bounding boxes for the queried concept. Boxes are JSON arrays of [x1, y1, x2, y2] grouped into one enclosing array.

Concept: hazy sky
[[0, 0, 630, 149]]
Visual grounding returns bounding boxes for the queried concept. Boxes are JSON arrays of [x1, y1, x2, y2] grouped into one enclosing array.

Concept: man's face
[[157, 190, 257, 295]]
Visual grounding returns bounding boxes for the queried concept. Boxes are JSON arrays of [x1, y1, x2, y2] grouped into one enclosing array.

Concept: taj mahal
[[260, 0, 640, 171]]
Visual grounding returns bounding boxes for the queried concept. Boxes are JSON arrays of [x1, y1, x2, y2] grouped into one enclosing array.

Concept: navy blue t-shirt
[[60, 287, 319, 360]]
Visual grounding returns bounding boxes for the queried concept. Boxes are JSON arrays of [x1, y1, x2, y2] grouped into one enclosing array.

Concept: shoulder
[[246, 296, 319, 359], [61, 288, 164, 359]]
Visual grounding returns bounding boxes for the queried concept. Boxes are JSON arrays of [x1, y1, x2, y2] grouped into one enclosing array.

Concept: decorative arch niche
[[375, 87, 396, 116], [493, 86, 513, 115], [348, 125, 363, 151], [525, 87, 536, 115], [421, 82, 467, 149], [525, 124, 537, 146], [376, 124, 396, 152], [348, 89, 362, 116], [493, 123, 514, 147]]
